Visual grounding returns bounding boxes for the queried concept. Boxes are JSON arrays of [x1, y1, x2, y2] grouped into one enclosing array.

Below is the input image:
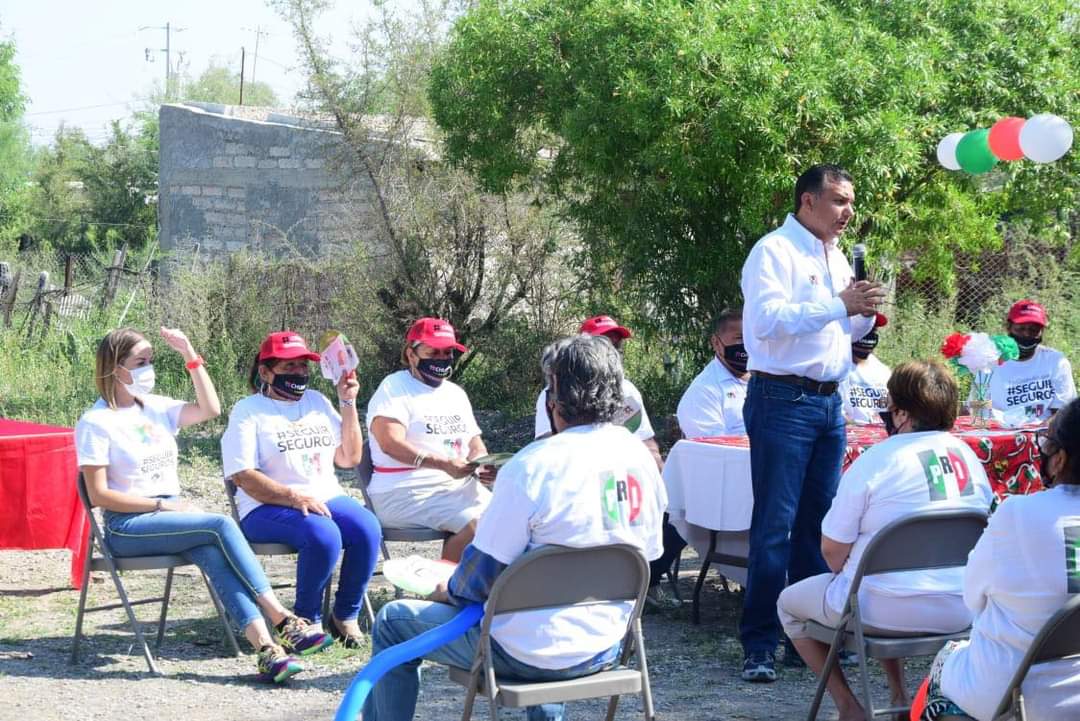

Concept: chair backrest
[[75, 471, 112, 560], [354, 438, 376, 507], [223, 476, 242, 524], [479, 544, 649, 637], [849, 509, 988, 586], [992, 594, 1080, 718]]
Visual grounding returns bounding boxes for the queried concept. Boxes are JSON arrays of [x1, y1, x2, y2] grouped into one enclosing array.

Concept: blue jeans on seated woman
[[240, 494, 381, 623], [362, 599, 620, 721], [105, 501, 271, 630]]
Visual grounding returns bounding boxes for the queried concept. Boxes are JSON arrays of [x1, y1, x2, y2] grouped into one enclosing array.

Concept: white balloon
[[936, 132, 965, 170], [1019, 113, 1074, 163]]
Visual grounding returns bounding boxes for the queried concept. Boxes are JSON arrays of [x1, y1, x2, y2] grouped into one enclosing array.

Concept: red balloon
[[988, 117, 1026, 161]]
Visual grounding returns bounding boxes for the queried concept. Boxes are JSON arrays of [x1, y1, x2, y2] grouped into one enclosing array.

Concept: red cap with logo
[[579, 315, 632, 339], [1007, 300, 1048, 327], [258, 331, 321, 362], [406, 317, 468, 353]]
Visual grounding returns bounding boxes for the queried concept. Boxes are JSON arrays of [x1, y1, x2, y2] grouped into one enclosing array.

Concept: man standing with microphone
[[738, 164, 885, 682]]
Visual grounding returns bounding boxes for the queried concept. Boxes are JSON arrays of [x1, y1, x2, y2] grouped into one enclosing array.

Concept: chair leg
[[69, 549, 94, 664], [806, 626, 845, 721], [692, 531, 718, 625], [855, 646, 875, 717], [633, 620, 656, 721], [459, 670, 479, 721], [668, 553, 683, 602], [201, 571, 242, 657], [322, 571, 334, 624], [156, 568, 175, 649], [105, 561, 159, 674], [362, 592, 376, 628]]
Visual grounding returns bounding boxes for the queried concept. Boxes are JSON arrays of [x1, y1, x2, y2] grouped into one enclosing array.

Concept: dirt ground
[[0, 444, 928, 721]]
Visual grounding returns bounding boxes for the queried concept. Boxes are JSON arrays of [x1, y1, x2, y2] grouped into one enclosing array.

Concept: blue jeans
[[363, 599, 619, 721], [739, 374, 845, 656], [104, 502, 271, 629], [240, 494, 381, 622]]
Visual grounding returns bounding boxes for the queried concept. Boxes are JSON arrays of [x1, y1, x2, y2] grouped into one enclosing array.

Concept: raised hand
[[160, 327, 197, 361]]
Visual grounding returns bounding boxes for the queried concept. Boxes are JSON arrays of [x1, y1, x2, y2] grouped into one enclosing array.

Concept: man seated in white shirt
[[978, 299, 1077, 426], [839, 313, 891, 424], [362, 334, 667, 721], [677, 307, 749, 438]]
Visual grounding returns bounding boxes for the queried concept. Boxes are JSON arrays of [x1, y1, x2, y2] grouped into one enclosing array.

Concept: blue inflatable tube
[[335, 603, 485, 721]]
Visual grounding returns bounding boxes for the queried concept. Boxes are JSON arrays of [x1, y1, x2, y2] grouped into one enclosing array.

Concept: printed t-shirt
[[840, 354, 892, 424], [534, 378, 656, 440], [473, 423, 667, 669], [75, 394, 187, 498], [940, 485, 1080, 721], [675, 357, 748, 437], [978, 346, 1077, 425], [365, 370, 481, 495], [221, 391, 344, 520], [821, 431, 993, 617]]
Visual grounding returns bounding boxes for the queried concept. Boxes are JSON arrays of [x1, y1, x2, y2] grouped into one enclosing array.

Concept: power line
[[26, 102, 131, 117]]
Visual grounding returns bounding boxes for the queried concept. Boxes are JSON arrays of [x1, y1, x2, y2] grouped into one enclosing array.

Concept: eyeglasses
[[1037, 428, 1062, 455]]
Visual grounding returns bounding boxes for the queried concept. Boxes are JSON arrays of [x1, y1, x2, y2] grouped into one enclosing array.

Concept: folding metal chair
[[991, 594, 1080, 721], [354, 438, 452, 561], [223, 477, 374, 627], [70, 473, 241, 674], [806, 509, 989, 721], [445, 544, 655, 721]]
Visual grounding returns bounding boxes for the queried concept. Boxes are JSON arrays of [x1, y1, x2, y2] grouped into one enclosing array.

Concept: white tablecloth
[[663, 438, 752, 584]]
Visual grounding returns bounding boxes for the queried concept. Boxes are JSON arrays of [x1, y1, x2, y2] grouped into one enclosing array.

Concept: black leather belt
[[753, 371, 839, 396]]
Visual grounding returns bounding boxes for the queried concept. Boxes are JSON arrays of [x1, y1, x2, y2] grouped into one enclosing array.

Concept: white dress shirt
[[741, 214, 874, 382], [676, 358, 748, 437]]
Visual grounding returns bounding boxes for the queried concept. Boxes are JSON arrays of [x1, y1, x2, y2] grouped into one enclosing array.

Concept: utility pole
[[140, 22, 185, 98], [239, 47, 246, 106], [241, 25, 270, 83]]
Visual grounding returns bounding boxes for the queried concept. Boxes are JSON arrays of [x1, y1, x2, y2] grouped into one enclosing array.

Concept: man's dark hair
[[551, 335, 624, 426], [794, 164, 853, 214], [1050, 398, 1080, 486], [710, 307, 743, 337]]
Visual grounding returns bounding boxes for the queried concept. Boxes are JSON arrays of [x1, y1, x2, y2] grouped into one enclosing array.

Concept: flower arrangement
[[940, 332, 1020, 421]]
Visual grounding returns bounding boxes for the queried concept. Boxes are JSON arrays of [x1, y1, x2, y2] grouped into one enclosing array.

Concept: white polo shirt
[[676, 357, 748, 437], [740, 214, 874, 382]]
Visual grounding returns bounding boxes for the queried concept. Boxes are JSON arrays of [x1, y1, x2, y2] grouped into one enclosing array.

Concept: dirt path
[[0, 460, 924, 721]]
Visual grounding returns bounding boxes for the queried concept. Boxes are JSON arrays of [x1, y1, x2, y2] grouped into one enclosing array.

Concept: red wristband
[[185, 356, 205, 370]]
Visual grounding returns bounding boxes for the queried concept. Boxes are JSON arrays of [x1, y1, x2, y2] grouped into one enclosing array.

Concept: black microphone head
[[852, 243, 866, 259]]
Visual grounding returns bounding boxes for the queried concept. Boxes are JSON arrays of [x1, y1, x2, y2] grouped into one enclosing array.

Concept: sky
[[1, 0, 367, 145]]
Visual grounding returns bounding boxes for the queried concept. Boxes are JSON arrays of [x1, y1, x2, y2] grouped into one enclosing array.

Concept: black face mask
[[853, 331, 879, 360], [721, 343, 748, 374], [879, 410, 900, 436], [416, 357, 453, 386], [271, 372, 308, 401], [1010, 333, 1042, 360]]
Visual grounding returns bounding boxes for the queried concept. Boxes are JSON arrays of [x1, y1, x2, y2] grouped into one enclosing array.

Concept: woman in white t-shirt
[[75, 327, 330, 684], [366, 317, 495, 562], [777, 360, 993, 721], [916, 399, 1080, 721], [221, 331, 381, 649]]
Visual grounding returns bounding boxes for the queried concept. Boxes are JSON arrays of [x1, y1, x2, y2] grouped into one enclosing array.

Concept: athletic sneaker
[[741, 651, 777, 683], [644, 585, 681, 612], [257, 644, 303, 683], [276, 615, 334, 656]]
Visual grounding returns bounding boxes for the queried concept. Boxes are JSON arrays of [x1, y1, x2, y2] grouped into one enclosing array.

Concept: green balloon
[[955, 128, 998, 174]]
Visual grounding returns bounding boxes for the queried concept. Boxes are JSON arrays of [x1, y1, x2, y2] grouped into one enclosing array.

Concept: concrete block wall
[[159, 103, 380, 260]]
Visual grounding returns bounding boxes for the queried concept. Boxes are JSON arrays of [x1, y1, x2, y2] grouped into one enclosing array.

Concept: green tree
[[430, 0, 1080, 340], [0, 29, 32, 252], [180, 61, 280, 107]]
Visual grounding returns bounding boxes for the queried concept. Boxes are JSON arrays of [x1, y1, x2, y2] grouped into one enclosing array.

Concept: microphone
[[852, 243, 867, 283]]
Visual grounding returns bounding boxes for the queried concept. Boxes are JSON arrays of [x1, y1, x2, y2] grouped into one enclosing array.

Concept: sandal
[[329, 614, 365, 649]]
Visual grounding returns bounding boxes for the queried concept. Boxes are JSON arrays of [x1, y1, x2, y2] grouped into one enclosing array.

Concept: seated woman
[[221, 331, 381, 648], [76, 327, 330, 683], [777, 360, 994, 721], [918, 398, 1080, 721], [365, 317, 494, 562]]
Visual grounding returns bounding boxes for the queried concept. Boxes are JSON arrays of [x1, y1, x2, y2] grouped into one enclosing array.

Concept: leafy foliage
[[430, 0, 1080, 341]]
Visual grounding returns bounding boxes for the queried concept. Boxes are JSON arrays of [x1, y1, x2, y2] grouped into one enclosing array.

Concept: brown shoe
[[328, 614, 364, 649]]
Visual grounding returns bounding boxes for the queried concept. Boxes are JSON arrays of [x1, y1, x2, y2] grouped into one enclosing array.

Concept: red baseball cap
[[1007, 300, 1048, 327], [259, 331, 321, 362], [579, 315, 632, 339], [406, 317, 468, 353]]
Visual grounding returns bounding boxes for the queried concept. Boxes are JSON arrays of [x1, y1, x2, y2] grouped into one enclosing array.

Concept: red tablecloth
[[0, 418, 88, 588], [693, 416, 1043, 506]]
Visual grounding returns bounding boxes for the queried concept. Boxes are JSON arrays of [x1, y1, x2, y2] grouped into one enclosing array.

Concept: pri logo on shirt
[[1066, 525, 1080, 594], [601, 472, 642, 530], [918, 448, 974, 501]]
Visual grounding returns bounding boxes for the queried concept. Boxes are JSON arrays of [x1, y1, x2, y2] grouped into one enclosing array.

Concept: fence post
[[100, 245, 127, 309], [24, 271, 48, 339], [63, 254, 74, 298], [2, 268, 21, 328]]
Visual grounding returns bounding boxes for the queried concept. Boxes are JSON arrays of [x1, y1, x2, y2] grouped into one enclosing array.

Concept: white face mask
[[122, 364, 156, 396]]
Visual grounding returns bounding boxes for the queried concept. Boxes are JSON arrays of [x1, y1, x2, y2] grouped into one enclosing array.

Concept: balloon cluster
[[936, 114, 1073, 174]]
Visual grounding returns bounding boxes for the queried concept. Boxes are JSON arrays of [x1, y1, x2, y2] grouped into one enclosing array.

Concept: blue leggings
[[241, 494, 382, 622]]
